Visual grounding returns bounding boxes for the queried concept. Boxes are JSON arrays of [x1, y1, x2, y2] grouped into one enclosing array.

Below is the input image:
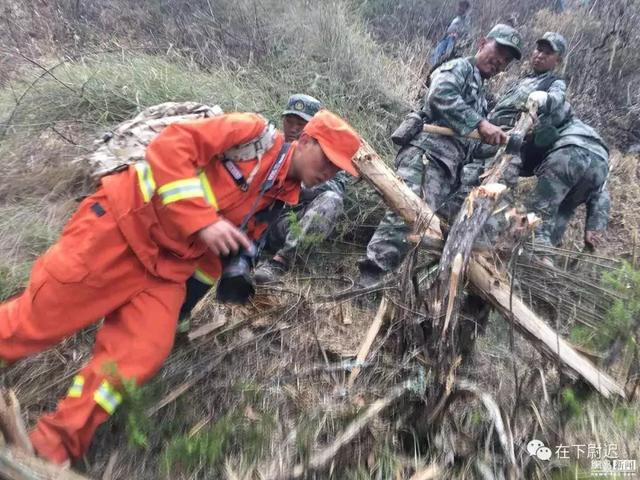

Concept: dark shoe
[[254, 259, 288, 284], [356, 259, 386, 289]]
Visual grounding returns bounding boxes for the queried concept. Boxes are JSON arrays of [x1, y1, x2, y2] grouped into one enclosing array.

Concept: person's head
[[282, 94, 322, 142], [457, 0, 470, 15], [531, 32, 566, 73], [475, 23, 523, 79], [287, 110, 360, 188]]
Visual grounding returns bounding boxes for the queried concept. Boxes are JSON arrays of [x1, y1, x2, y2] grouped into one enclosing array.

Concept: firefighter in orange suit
[[0, 109, 361, 464]]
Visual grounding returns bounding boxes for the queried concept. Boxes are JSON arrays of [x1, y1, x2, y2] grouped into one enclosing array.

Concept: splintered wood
[[351, 139, 626, 399], [0, 390, 91, 480]]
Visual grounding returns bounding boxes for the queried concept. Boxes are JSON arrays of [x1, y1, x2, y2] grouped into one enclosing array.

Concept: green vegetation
[[344, 440, 404, 479], [560, 386, 584, 419], [119, 377, 154, 450], [1, 0, 639, 478], [571, 261, 640, 351], [162, 406, 275, 476]]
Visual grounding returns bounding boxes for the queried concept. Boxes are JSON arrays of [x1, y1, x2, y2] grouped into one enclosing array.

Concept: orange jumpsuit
[[0, 113, 299, 463]]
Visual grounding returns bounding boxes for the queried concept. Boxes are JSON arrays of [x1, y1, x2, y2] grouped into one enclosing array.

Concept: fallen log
[[429, 103, 537, 345], [354, 140, 442, 249], [0, 447, 91, 480], [0, 391, 91, 480], [351, 141, 626, 399], [467, 256, 625, 398]]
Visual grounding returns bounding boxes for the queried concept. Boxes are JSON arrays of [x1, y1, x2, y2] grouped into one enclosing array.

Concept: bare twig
[[286, 380, 414, 480], [347, 296, 390, 389]]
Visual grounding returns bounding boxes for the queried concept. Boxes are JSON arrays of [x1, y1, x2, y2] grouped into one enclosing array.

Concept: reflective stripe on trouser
[[94, 380, 123, 415], [67, 375, 85, 398], [0, 190, 185, 463]]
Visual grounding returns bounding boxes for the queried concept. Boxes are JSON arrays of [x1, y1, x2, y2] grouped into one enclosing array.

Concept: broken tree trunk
[[467, 256, 626, 398], [0, 391, 91, 480], [429, 104, 537, 347], [351, 140, 626, 399], [0, 448, 91, 480], [353, 140, 442, 250]]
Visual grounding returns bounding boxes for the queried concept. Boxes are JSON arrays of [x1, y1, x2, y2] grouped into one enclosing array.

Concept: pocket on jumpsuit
[[42, 243, 91, 284], [40, 199, 106, 289]]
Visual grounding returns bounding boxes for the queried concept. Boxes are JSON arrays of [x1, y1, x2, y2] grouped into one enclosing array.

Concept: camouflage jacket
[[553, 117, 610, 230], [299, 171, 349, 203], [489, 71, 567, 129], [550, 117, 609, 163], [410, 56, 486, 176]]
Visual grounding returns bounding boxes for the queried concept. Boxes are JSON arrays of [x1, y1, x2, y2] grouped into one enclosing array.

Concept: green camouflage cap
[[282, 94, 322, 122], [486, 23, 523, 60], [537, 32, 567, 57]]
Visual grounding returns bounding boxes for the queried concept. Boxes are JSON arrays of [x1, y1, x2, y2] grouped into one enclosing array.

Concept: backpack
[[78, 102, 277, 183]]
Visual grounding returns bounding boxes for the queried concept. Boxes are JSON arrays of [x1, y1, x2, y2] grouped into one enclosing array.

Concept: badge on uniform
[[294, 100, 305, 111], [439, 61, 455, 71]]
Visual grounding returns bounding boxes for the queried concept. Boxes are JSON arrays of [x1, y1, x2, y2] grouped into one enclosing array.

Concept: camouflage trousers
[[364, 145, 460, 272], [457, 148, 522, 244], [266, 191, 344, 265], [529, 147, 609, 247]]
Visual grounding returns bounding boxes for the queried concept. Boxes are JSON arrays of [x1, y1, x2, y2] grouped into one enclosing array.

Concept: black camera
[[215, 243, 259, 304]]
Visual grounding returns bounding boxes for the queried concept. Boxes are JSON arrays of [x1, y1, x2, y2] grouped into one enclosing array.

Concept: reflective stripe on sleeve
[[157, 178, 205, 205], [93, 380, 123, 415], [193, 268, 216, 286], [134, 161, 157, 203], [198, 171, 219, 210], [67, 375, 85, 398]]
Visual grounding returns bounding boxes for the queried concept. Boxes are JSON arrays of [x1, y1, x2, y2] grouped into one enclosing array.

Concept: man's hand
[[477, 119, 508, 145], [584, 230, 603, 252], [528, 91, 549, 112], [197, 219, 252, 257]]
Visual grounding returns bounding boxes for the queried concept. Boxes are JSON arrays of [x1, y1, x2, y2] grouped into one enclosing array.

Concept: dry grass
[[0, 0, 638, 478]]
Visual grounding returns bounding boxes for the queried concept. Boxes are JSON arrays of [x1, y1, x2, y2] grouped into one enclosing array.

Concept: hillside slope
[[0, 0, 638, 478]]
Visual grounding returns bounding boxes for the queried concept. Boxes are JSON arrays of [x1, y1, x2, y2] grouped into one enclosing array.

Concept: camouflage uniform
[[363, 56, 487, 273], [462, 70, 568, 191], [361, 24, 523, 276], [529, 117, 610, 246], [265, 172, 349, 263], [455, 33, 571, 242], [463, 32, 569, 191]]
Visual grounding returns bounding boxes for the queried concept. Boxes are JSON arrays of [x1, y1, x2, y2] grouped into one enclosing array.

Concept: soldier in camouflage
[[458, 33, 610, 255], [528, 112, 610, 253], [461, 32, 569, 192], [253, 95, 349, 284], [357, 24, 523, 286]]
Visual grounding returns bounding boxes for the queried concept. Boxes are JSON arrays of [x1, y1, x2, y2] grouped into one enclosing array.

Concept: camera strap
[[239, 142, 291, 231]]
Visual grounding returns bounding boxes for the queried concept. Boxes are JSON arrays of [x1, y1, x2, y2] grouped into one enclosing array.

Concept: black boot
[[356, 259, 386, 289]]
